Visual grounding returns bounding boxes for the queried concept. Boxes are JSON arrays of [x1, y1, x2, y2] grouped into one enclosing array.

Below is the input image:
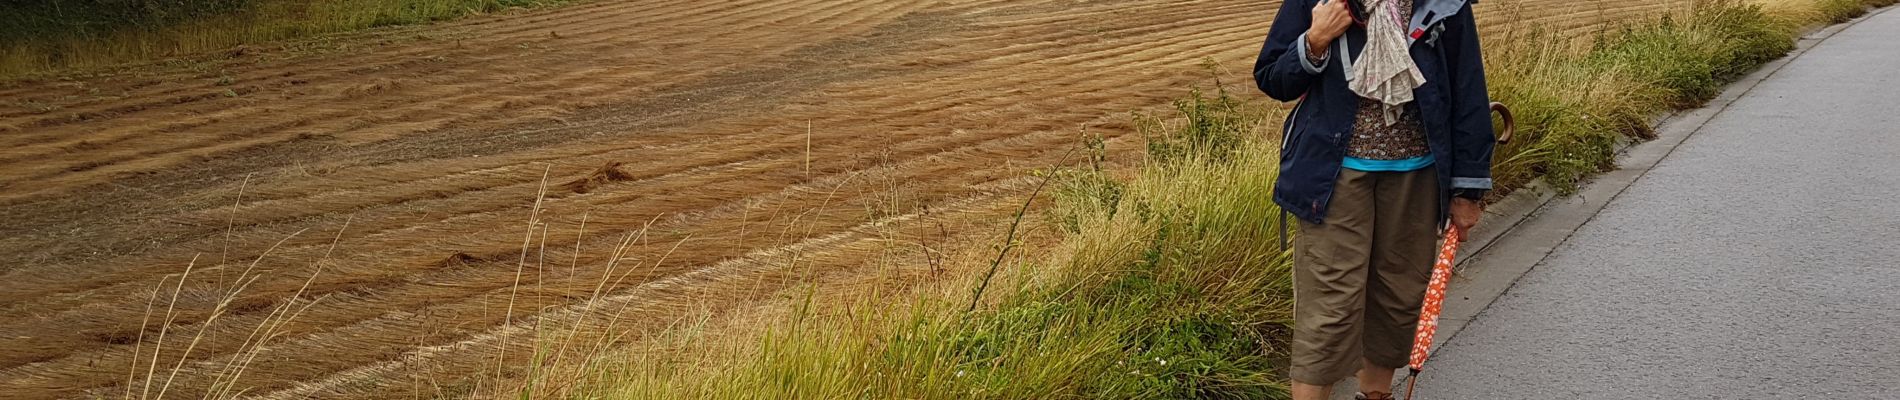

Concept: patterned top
[[1346, 0, 1428, 162], [1346, 100, 1428, 160]]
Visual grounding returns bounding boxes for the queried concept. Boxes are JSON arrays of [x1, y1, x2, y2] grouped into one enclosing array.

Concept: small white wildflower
[[956, 370, 966, 377]]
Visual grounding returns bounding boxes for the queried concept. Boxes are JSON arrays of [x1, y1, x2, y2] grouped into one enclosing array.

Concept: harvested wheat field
[[0, 0, 1688, 398]]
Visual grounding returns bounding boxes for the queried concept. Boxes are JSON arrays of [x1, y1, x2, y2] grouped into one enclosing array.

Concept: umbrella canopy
[[1403, 225, 1462, 399]]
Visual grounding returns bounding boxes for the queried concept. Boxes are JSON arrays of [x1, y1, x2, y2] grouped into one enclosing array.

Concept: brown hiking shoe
[[1355, 392, 1395, 400]]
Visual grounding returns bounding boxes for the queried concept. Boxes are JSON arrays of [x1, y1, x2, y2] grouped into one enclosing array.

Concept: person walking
[[1252, 0, 1495, 398]]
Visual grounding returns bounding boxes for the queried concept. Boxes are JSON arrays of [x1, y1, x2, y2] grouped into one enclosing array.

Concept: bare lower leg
[[1291, 380, 1332, 400], [1356, 358, 1398, 396]]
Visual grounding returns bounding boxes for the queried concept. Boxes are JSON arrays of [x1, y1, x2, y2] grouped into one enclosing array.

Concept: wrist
[[1304, 30, 1333, 53]]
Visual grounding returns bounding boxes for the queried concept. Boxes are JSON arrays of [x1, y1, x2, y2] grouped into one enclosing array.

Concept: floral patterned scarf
[[1349, 0, 1427, 126]]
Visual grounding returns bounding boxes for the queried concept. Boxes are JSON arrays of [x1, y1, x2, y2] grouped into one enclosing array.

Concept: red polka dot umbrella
[[1400, 102, 1511, 399], [1402, 225, 1462, 400]]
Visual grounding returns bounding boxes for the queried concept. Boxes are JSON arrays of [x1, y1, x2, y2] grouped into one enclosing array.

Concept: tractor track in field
[[0, 0, 1686, 398]]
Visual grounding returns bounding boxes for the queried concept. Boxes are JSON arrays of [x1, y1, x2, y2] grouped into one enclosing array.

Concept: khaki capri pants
[[1289, 168, 1439, 385]]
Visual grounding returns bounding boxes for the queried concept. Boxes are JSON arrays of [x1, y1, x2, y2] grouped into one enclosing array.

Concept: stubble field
[[0, 0, 1687, 398]]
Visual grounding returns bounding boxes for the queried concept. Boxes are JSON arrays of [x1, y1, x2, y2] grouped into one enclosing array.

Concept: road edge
[[1361, 4, 1900, 395], [1422, 0, 1898, 367]]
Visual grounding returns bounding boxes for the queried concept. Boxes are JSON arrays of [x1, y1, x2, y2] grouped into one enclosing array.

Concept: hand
[[1449, 197, 1482, 241], [1306, 0, 1353, 53]]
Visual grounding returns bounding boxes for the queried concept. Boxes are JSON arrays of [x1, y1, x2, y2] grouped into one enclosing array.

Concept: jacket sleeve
[[1442, 3, 1495, 191], [1254, 0, 1325, 102]]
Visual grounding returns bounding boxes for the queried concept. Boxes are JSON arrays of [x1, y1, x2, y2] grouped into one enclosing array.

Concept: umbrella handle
[[1490, 102, 1515, 144]]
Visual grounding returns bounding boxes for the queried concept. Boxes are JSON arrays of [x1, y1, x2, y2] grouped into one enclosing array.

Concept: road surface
[[1413, 6, 1900, 399]]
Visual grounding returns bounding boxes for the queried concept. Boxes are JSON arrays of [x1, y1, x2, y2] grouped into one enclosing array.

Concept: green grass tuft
[[1814, 0, 1874, 21], [0, 0, 574, 77], [1486, 0, 1803, 193]]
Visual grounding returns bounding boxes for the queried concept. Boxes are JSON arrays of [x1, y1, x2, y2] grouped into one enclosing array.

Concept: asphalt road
[[1410, 7, 1900, 399]]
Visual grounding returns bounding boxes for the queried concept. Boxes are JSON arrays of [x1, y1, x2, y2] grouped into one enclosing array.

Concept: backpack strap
[[1278, 210, 1291, 254], [1406, 0, 1467, 44]]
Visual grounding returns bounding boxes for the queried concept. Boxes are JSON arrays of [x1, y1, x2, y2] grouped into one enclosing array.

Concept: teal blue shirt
[[1342, 155, 1434, 172]]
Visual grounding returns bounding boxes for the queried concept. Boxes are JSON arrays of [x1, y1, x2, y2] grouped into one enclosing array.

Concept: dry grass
[[1756, 0, 1897, 23], [121, 219, 349, 400], [499, 102, 1298, 398]]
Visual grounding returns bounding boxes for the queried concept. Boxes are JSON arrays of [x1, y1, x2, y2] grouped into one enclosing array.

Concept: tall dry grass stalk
[[123, 217, 348, 399], [482, 86, 1298, 399]]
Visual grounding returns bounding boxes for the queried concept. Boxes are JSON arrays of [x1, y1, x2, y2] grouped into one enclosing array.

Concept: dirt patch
[[559, 162, 635, 194]]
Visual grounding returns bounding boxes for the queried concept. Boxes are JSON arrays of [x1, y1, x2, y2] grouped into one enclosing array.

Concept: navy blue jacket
[[1253, 0, 1494, 224]]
